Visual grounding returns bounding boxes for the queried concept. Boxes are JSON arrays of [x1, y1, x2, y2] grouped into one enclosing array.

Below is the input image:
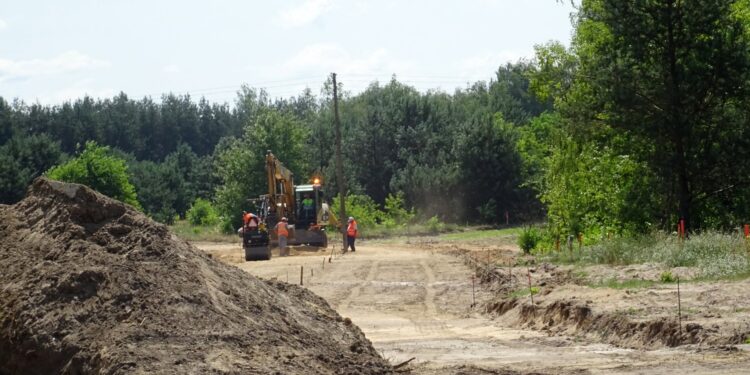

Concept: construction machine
[[241, 151, 337, 261], [241, 212, 271, 261]]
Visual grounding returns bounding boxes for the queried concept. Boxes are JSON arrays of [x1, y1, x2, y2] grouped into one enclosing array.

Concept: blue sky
[[0, 0, 574, 105]]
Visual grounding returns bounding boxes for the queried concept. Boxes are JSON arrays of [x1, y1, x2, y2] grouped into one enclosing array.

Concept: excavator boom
[[265, 150, 296, 223]]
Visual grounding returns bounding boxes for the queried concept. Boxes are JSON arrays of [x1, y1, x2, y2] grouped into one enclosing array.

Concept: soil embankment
[[447, 247, 750, 350], [0, 178, 390, 374]]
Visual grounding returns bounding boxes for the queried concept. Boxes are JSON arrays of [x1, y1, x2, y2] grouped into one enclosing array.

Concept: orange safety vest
[[276, 221, 289, 237], [347, 220, 358, 237]]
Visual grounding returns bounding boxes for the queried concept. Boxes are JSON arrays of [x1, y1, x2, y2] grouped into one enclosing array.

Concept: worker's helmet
[[281, 217, 288, 222], [348, 217, 354, 222]]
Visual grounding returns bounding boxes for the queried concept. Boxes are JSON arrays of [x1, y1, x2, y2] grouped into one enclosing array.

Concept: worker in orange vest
[[275, 217, 289, 256], [243, 211, 259, 230], [346, 216, 358, 252]]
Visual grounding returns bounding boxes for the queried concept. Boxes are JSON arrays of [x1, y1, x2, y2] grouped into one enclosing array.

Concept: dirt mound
[[0, 178, 391, 374]]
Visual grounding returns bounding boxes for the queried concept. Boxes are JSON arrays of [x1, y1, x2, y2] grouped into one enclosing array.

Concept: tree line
[[3, 0, 750, 239]]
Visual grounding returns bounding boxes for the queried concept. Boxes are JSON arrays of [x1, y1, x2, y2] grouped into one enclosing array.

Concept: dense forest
[[2, 0, 750, 239]]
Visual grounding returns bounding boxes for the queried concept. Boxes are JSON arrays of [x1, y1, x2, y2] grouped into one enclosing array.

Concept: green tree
[[0, 134, 64, 204], [456, 114, 536, 223], [215, 110, 310, 231], [47, 141, 141, 209], [383, 191, 415, 226], [566, 0, 750, 230], [128, 159, 178, 223], [490, 62, 552, 125], [331, 194, 385, 229]]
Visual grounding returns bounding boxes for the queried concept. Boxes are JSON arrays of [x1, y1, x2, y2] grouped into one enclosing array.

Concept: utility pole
[[332, 73, 347, 251]]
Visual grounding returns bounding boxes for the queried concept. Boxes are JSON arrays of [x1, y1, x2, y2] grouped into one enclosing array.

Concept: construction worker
[[275, 217, 289, 256], [346, 216, 357, 252], [302, 193, 314, 219], [243, 211, 259, 230]]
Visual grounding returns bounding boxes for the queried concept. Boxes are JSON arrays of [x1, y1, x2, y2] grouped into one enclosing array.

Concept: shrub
[[659, 271, 675, 283], [331, 194, 384, 229], [47, 141, 141, 209], [426, 215, 444, 234], [477, 198, 497, 223], [186, 198, 219, 226], [518, 226, 541, 254], [152, 207, 178, 225], [384, 192, 415, 226]]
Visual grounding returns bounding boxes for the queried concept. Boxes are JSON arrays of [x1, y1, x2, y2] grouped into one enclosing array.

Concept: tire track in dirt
[[413, 258, 451, 335], [340, 260, 380, 310], [420, 259, 438, 317]]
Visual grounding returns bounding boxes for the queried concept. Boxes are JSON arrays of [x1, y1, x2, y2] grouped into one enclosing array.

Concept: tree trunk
[[666, 0, 691, 233], [675, 138, 691, 233]]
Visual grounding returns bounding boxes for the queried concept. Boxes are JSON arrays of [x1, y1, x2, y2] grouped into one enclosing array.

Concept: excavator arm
[[265, 150, 296, 223]]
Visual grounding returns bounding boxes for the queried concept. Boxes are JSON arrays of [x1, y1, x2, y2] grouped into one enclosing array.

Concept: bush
[[331, 194, 384, 229], [426, 215, 445, 234], [152, 207, 178, 225], [47, 141, 141, 209], [518, 226, 541, 254], [384, 192, 415, 226], [659, 271, 675, 283], [477, 198, 497, 223], [186, 198, 219, 226]]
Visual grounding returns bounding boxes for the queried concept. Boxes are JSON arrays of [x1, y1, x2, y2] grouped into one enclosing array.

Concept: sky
[[0, 0, 575, 105]]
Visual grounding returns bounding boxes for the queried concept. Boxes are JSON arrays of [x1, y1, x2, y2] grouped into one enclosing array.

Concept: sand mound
[[0, 178, 390, 374]]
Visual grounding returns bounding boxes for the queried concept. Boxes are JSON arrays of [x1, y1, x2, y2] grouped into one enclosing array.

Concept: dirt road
[[196, 241, 750, 374]]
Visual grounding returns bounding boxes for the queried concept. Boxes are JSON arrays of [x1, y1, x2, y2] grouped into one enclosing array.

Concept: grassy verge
[[360, 222, 461, 239], [508, 286, 540, 298], [440, 226, 522, 241], [588, 278, 659, 289], [361, 225, 525, 244], [543, 231, 750, 280], [170, 220, 237, 242]]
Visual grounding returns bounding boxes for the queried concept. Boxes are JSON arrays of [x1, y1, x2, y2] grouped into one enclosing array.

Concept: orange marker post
[[678, 219, 686, 240], [681, 219, 686, 238]]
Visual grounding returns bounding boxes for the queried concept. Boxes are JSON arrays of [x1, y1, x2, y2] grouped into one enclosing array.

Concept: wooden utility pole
[[332, 73, 347, 251]]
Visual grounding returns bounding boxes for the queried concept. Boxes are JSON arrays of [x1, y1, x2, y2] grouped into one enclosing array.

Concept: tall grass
[[546, 231, 750, 279], [360, 222, 460, 239], [171, 220, 238, 242]]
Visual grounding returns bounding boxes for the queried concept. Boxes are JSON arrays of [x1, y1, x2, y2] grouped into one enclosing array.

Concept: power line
[[132, 73, 493, 102]]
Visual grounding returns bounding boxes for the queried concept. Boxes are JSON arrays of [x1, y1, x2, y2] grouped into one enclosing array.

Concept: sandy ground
[[195, 240, 750, 374]]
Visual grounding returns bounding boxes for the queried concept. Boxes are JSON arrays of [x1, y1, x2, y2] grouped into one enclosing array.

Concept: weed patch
[[508, 286, 540, 298], [171, 220, 237, 242], [589, 278, 658, 289], [544, 231, 750, 280], [440, 227, 522, 241]]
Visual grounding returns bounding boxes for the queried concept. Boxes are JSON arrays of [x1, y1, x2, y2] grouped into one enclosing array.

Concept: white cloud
[[282, 43, 413, 77], [278, 0, 333, 28], [0, 50, 110, 82], [243, 43, 416, 97], [31, 79, 116, 104], [0, 18, 7, 31], [162, 64, 181, 74], [457, 50, 534, 81]]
